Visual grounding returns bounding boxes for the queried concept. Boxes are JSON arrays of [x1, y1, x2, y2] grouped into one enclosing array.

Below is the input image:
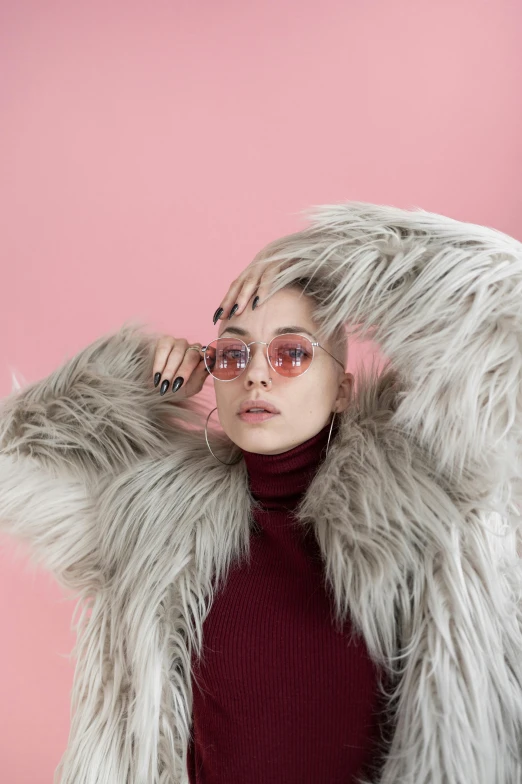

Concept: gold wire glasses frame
[[200, 333, 345, 381]]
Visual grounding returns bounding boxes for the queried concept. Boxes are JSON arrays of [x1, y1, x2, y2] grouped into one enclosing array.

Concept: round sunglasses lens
[[269, 335, 313, 376], [204, 339, 247, 380]]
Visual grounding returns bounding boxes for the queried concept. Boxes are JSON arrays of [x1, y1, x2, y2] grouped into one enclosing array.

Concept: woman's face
[[213, 287, 354, 455]]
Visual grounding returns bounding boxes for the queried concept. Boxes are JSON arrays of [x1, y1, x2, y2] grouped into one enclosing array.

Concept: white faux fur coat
[[1, 202, 522, 784]]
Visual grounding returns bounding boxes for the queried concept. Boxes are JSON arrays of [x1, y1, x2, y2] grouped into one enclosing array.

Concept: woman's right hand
[[150, 335, 211, 399]]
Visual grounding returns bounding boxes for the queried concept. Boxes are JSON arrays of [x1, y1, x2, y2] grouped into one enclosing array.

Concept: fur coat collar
[[1, 202, 521, 783]]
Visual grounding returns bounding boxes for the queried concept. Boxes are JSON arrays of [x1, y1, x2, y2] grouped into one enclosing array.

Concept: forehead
[[219, 324, 317, 341], [217, 287, 318, 340]]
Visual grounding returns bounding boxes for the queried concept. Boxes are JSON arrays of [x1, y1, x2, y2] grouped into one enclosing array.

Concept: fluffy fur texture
[[1, 201, 521, 783]]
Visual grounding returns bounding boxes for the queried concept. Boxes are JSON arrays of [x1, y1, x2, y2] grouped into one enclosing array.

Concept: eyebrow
[[219, 325, 317, 341]]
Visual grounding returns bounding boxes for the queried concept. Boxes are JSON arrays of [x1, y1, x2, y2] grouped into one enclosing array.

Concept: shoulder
[[94, 428, 248, 578]]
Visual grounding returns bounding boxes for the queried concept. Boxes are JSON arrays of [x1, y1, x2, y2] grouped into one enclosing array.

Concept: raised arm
[[254, 202, 522, 495], [293, 358, 522, 782], [0, 321, 205, 593]]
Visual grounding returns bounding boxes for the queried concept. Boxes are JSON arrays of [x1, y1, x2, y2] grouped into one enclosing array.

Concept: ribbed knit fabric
[[187, 421, 389, 783]]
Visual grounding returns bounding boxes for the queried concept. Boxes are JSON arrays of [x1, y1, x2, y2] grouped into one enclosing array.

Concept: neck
[[239, 419, 339, 512]]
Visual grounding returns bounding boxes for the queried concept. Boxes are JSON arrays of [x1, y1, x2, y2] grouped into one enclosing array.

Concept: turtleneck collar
[[239, 419, 340, 512]]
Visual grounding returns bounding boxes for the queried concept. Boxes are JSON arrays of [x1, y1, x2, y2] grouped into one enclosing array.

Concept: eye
[[221, 348, 245, 363], [284, 347, 306, 360]]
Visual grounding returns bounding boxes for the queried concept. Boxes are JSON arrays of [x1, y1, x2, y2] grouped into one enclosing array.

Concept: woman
[[0, 201, 521, 784], [154, 282, 383, 784]]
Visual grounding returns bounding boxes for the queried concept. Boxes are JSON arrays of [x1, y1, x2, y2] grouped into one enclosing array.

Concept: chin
[[235, 424, 280, 448]]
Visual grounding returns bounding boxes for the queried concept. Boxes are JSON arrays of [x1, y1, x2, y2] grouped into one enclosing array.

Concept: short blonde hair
[[283, 276, 348, 369]]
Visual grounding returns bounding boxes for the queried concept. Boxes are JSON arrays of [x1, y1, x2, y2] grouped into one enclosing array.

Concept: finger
[[185, 353, 212, 389], [173, 351, 211, 397], [152, 336, 176, 383], [179, 349, 208, 386], [162, 341, 203, 393], [250, 262, 283, 309], [164, 355, 209, 404], [223, 271, 263, 318], [214, 262, 265, 322], [153, 338, 189, 392], [213, 276, 247, 323]]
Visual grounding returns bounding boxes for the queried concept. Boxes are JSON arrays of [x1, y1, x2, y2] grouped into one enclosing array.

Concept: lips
[[238, 399, 280, 415], [238, 409, 279, 423]]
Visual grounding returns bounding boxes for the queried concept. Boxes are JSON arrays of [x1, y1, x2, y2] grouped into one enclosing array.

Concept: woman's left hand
[[211, 257, 290, 324]]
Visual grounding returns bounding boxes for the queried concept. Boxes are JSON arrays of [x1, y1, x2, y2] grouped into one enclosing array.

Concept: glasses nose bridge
[[245, 339, 271, 369]]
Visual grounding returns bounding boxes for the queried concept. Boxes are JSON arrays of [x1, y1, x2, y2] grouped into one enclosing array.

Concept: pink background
[[0, 1, 521, 780]]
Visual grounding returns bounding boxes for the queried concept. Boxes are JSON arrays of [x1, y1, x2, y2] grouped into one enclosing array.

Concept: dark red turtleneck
[[187, 421, 390, 783]]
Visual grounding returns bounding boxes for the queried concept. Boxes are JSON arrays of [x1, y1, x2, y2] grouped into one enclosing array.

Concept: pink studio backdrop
[[0, 1, 521, 781]]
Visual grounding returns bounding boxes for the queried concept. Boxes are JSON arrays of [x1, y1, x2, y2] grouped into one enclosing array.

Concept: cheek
[[286, 380, 328, 417], [310, 373, 340, 408], [214, 384, 236, 423]]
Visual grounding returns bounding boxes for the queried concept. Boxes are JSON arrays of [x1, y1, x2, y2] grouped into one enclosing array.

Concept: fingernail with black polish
[[172, 376, 184, 393], [154, 372, 162, 387], [252, 296, 259, 310], [228, 304, 239, 319], [213, 307, 224, 325], [160, 379, 170, 395]]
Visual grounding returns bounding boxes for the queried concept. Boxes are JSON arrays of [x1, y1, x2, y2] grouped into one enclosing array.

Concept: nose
[[243, 342, 272, 386]]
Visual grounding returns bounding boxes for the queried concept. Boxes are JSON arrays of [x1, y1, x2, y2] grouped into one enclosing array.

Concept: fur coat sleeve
[[252, 201, 522, 782], [0, 322, 205, 594]]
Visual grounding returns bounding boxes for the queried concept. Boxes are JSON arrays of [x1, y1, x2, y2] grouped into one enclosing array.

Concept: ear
[[335, 372, 354, 413]]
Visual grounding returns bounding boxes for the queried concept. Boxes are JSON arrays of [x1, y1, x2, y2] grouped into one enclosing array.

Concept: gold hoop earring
[[204, 406, 243, 465], [325, 411, 336, 457]]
